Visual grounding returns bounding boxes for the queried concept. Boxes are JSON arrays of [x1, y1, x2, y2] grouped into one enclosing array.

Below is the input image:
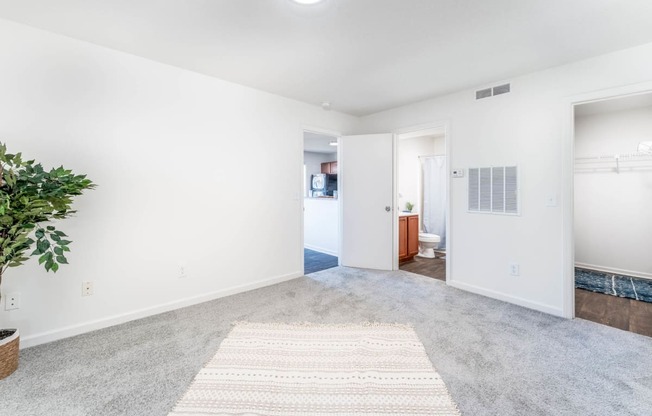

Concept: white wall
[[303, 198, 339, 256], [357, 41, 652, 316], [574, 106, 652, 279], [0, 20, 358, 346], [303, 151, 336, 197]]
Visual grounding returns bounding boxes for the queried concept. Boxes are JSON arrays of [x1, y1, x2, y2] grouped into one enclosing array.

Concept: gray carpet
[[1, 267, 651, 416]]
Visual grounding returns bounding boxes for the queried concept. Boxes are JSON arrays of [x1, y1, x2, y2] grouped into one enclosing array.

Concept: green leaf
[[45, 259, 53, 271], [51, 262, 59, 272], [46, 225, 55, 231], [35, 229, 45, 238], [54, 247, 63, 255], [56, 255, 68, 264], [51, 233, 61, 242], [57, 240, 72, 246], [37, 239, 50, 252], [39, 252, 52, 265]]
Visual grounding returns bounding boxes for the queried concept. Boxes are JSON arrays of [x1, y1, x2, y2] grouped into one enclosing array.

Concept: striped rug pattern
[[169, 322, 460, 416]]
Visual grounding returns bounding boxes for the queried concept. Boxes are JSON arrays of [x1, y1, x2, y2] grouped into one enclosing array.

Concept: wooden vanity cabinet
[[399, 214, 419, 262]]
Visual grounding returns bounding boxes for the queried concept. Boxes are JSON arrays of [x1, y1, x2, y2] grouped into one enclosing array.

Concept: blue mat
[[304, 248, 338, 275], [575, 268, 652, 303]]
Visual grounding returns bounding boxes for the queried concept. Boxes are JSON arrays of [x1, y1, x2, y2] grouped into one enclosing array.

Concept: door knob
[[385, 206, 391, 212]]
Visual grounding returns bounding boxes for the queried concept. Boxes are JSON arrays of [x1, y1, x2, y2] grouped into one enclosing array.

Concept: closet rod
[[575, 151, 652, 161]]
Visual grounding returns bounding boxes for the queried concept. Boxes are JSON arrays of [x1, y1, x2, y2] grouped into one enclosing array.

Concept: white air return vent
[[468, 166, 519, 215]]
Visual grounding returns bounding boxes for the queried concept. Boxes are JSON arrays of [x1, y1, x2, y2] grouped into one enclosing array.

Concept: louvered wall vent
[[475, 83, 511, 100], [468, 166, 519, 215]]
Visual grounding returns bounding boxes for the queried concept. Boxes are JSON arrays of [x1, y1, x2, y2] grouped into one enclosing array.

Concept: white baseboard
[[304, 244, 338, 257], [20, 271, 302, 349], [448, 279, 564, 317], [575, 262, 652, 280]]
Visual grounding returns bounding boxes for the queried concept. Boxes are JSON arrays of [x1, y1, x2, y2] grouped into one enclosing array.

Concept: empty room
[[1, 1, 652, 415]]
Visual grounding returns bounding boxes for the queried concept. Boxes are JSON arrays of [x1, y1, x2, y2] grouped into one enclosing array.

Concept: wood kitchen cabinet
[[320, 161, 338, 174], [399, 214, 419, 262]]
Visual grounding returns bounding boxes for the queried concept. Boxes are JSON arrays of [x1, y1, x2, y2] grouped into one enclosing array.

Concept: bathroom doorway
[[572, 92, 652, 336], [396, 126, 448, 281], [302, 129, 340, 275]]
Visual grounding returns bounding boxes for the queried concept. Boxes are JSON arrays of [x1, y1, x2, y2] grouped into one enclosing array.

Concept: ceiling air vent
[[493, 83, 511, 96], [476, 88, 492, 100], [476, 83, 511, 100]]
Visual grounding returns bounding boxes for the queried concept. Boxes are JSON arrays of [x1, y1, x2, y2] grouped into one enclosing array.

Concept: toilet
[[417, 233, 441, 258]]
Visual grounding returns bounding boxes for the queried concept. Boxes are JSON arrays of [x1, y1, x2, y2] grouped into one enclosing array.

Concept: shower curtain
[[422, 156, 447, 249]]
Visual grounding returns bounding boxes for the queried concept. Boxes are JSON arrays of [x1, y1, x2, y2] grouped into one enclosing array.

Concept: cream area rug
[[169, 322, 460, 416]]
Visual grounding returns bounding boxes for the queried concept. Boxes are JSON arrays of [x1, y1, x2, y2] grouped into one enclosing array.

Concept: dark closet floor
[[575, 288, 652, 337]]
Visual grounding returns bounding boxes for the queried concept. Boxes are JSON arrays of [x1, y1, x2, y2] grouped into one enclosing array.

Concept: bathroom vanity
[[398, 213, 419, 262]]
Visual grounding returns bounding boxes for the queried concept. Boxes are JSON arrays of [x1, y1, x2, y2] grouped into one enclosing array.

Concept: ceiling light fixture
[[292, 0, 324, 4], [321, 101, 331, 111], [329, 141, 338, 146]]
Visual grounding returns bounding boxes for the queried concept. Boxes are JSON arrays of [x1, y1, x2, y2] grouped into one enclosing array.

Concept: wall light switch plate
[[545, 195, 558, 207], [509, 263, 520, 276], [452, 169, 465, 178]]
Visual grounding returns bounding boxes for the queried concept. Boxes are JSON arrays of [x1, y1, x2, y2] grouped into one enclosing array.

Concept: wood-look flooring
[[575, 288, 652, 337], [399, 255, 446, 281], [401, 259, 652, 337]]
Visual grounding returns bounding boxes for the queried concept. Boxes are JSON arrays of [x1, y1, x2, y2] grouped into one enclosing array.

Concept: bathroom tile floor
[[399, 255, 446, 281], [575, 288, 652, 337]]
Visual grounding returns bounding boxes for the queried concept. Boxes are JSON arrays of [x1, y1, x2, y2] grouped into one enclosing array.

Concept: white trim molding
[[575, 263, 652, 281], [20, 272, 303, 349], [448, 279, 563, 317]]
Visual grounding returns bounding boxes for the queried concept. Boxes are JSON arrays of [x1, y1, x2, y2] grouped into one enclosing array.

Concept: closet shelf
[[574, 152, 652, 173]]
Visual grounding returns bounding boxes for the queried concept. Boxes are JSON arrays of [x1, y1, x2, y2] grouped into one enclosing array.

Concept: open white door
[[339, 134, 394, 270]]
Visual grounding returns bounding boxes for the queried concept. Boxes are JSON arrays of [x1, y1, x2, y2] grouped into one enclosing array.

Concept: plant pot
[[0, 328, 19, 380]]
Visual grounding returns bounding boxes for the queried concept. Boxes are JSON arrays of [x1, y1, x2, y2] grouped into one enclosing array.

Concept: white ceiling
[[304, 131, 337, 154], [575, 92, 652, 117], [2, 0, 652, 116]]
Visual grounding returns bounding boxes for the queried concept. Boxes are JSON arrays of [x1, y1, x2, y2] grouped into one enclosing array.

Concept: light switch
[[546, 195, 557, 207]]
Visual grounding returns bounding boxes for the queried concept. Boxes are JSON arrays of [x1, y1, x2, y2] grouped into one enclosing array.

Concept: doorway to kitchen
[[396, 126, 448, 282], [302, 129, 340, 275]]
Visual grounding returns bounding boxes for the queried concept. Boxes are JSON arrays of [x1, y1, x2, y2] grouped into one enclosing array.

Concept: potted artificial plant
[[0, 143, 94, 379]]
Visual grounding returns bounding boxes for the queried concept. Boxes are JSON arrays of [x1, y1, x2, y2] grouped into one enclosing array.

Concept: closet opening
[[573, 92, 652, 336]]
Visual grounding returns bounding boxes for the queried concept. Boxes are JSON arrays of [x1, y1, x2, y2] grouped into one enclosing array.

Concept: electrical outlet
[[82, 281, 94, 297], [4, 292, 20, 310], [509, 263, 520, 276], [179, 266, 187, 279]]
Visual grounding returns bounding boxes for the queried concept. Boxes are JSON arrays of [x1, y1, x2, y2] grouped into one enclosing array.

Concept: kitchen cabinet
[[399, 214, 419, 262], [320, 161, 338, 175]]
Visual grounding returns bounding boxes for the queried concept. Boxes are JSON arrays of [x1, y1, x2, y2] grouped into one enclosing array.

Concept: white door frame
[[561, 81, 652, 319], [393, 121, 452, 280], [300, 125, 342, 276]]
